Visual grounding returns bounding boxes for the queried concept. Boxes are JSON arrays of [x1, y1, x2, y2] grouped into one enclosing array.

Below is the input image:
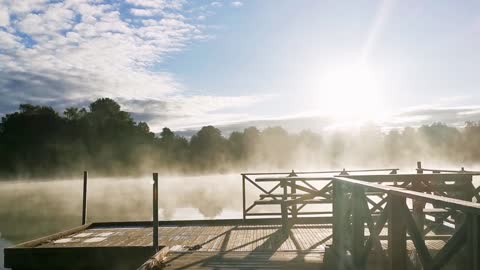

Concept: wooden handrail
[[241, 168, 399, 176], [333, 177, 480, 215], [421, 167, 480, 174], [341, 173, 478, 182], [255, 176, 333, 182]]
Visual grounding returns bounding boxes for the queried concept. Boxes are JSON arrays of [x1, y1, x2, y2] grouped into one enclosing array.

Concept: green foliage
[[1, 97, 480, 179]]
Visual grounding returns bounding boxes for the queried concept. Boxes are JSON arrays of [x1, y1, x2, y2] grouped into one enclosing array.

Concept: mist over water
[[0, 174, 248, 244], [1, 169, 478, 270]]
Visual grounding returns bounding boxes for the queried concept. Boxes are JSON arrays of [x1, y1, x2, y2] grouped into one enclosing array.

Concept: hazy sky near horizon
[[1, 0, 480, 132]]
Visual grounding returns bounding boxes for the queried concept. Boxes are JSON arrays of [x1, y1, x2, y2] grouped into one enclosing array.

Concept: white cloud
[[211, 1, 222, 8], [0, 5, 9, 26], [121, 95, 264, 130], [382, 105, 480, 129], [130, 8, 156, 16], [9, 0, 47, 14], [0, 0, 258, 131], [2, 1, 197, 98], [126, 0, 184, 9], [231, 1, 243, 8], [0, 30, 21, 49]]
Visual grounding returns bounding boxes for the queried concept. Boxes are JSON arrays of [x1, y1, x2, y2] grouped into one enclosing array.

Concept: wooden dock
[[4, 218, 458, 270], [4, 163, 480, 269]]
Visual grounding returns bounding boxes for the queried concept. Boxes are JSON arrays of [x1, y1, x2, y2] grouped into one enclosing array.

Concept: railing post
[[291, 179, 297, 219], [153, 173, 159, 253], [352, 186, 365, 270], [388, 194, 407, 270], [82, 171, 88, 225], [466, 213, 480, 270], [281, 181, 288, 230], [413, 161, 425, 233], [242, 175, 246, 220], [332, 179, 346, 269]]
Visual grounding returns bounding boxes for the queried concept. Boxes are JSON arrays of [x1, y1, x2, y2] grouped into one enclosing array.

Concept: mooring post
[[81, 171, 88, 225], [242, 174, 246, 221], [153, 173, 159, 253]]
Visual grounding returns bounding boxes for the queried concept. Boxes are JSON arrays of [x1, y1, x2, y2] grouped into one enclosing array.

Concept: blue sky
[[1, 0, 480, 132]]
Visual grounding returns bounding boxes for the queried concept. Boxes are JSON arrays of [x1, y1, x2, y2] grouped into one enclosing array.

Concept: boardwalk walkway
[[21, 220, 451, 270]]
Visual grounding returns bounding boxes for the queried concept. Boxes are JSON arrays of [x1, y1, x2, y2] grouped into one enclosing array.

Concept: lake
[[0, 174, 256, 269]]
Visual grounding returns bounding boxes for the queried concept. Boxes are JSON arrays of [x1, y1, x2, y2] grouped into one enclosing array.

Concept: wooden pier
[[3, 162, 480, 270]]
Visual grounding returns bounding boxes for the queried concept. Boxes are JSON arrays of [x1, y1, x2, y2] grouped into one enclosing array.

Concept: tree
[[190, 126, 229, 172]]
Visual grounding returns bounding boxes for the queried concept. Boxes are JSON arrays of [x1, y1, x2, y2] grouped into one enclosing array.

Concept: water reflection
[[0, 174, 243, 244]]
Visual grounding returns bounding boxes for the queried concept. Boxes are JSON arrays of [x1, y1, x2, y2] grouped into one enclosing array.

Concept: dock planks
[[5, 219, 454, 269]]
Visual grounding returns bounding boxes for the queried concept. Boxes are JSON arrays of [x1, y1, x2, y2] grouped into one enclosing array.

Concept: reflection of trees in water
[[179, 188, 225, 218], [0, 176, 240, 243]]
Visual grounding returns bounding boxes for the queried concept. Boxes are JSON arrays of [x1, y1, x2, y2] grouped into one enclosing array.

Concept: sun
[[316, 63, 385, 123]]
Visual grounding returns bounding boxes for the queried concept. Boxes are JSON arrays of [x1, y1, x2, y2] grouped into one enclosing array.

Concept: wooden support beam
[[430, 221, 467, 269], [245, 176, 272, 195], [412, 169, 426, 239], [367, 196, 388, 213], [332, 180, 347, 269], [388, 195, 407, 270], [362, 202, 389, 266], [352, 186, 366, 270], [401, 202, 432, 268], [465, 213, 480, 270]]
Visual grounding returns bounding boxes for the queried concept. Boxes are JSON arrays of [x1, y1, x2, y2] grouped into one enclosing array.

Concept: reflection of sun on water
[[314, 64, 385, 124]]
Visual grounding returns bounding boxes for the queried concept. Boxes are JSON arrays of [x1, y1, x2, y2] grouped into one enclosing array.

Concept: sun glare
[[315, 64, 385, 123]]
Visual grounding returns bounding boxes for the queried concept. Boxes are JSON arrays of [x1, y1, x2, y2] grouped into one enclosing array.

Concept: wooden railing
[[240, 168, 399, 220], [331, 176, 480, 270]]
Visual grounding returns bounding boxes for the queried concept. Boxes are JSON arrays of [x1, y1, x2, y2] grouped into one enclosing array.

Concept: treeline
[[1, 98, 480, 178]]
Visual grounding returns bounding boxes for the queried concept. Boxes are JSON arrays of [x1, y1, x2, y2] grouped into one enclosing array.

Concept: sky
[[1, 0, 480, 133]]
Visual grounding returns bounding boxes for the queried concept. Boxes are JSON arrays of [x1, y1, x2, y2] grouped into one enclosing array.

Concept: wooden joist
[[254, 199, 330, 205], [259, 193, 311, 198]]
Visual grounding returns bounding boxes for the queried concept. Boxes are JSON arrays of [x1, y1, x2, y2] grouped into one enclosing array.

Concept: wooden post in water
[[82, 171, 88, 225], [242, 174, 246, 220], [153, 173, 159, 253]]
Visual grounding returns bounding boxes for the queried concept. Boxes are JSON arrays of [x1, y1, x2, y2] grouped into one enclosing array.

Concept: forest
[[1, 97, 480, 178]]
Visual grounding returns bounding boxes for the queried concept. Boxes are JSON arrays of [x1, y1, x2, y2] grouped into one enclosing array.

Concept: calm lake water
[[0, 174, 259, 269]]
